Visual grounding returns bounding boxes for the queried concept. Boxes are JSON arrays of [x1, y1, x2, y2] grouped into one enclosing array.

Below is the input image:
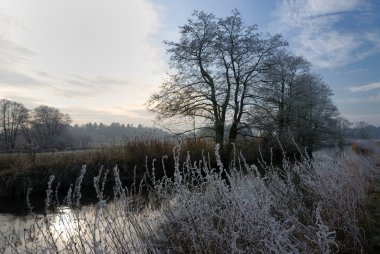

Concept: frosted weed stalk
[[0, 146, 374, 253], [150, 147, 373, 253]]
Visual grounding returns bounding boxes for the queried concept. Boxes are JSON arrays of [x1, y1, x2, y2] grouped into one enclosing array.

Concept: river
[[0, 206, 94, 253], [0, 196, 163, 253]]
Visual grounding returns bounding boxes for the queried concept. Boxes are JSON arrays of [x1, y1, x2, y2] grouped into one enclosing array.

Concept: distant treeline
[[0, 98, 169, 152], [68, 122, 169, 148], [1, 120, 169, 152], [0, 98, 379, 153], [347, 121, 380, 139]]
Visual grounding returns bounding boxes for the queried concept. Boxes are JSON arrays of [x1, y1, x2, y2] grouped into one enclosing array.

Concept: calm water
[[0, 197, 155, 253], [0, 206, 82, 253]]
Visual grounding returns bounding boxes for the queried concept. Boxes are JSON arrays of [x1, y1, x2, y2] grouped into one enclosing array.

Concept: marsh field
[[0, 139, 379, 253]]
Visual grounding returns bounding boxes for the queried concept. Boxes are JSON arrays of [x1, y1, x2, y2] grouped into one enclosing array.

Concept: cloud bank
[[272, 0, 380, 68]]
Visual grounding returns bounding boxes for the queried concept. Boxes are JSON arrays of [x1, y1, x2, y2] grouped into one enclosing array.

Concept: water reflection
[[49, 206, 80, 243], [0, 205, 96, 253], [0, 199, 159, 253]]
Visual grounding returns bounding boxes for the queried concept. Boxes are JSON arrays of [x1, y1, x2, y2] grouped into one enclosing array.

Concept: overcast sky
[[0, 0, 379, 126]]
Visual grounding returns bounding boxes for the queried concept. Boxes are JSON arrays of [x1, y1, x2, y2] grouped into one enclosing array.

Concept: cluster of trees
[[0, 98, 168, 151], [253, 51, 339, 151], [0, 99, 71, 150], [148, 10, 346, 159]]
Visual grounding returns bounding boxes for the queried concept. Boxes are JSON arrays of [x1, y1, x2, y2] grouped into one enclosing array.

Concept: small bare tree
[[356, 121, 370, 139], [0, 98, 28, 149]]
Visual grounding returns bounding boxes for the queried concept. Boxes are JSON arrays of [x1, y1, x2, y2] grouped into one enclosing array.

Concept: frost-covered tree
[[252, 54, 338, 153], [148, 10, 286, 161], [289, 74, 338, 152], [253, 50, 310, 140]]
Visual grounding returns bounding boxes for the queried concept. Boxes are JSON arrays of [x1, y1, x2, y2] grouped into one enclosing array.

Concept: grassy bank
[[0, 138, 266, 203]]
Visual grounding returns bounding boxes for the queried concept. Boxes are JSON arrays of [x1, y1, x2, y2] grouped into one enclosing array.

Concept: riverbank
[[0, 148, 373, 253], [0, 139, 216, 196], [0, 139, 365, 213]]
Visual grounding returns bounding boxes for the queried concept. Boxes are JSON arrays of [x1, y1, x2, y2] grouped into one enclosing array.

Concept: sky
[[0, 0, 379, 126]]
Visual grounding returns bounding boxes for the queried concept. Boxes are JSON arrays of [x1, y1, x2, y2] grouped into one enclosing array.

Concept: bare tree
[[356, 121, 370, 139], [334, 116, 352, 148], [148, 10, 286, 161], [32, 105, 72, 148], [0, 99, 28, 149]]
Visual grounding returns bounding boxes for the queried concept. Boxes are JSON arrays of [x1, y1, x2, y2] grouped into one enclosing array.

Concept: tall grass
[[0, 145, 374, 253], [0, 139, 217, 199]]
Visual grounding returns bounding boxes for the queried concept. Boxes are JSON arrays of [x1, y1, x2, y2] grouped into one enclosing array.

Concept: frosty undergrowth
[[0, 146, 374, 254]]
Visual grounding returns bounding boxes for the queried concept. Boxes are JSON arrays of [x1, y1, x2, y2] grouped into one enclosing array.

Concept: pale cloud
[[63, 106, 154, 126], [0, 35, 35, 65], [336, 90, 380, 106], [272, 0, 379, 68], [5, 0, 165, 78], [349, 82, 380, 92], [274, 0, 365, 28], [336, 96, 380, 107], [0, 87, 50, 108], [0, 35, 54, 90], [56, 76, 132, 98], [304, 0, 365, 15], [296, 31, 361, 68], [0, 0, 165, 125], [0, 68, 40, 86]]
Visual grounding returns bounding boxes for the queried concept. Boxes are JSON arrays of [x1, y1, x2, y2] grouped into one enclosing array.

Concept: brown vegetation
[[0, 139, 223, 200]]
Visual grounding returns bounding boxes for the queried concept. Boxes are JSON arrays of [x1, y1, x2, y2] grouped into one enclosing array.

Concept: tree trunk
[[215, 120, 231, 185], [215, 120, 224, 154], [227, 122, 238, 164]]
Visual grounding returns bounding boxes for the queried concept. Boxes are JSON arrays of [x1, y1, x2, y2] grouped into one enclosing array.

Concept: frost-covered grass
[[0, 145, 374, 253]]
